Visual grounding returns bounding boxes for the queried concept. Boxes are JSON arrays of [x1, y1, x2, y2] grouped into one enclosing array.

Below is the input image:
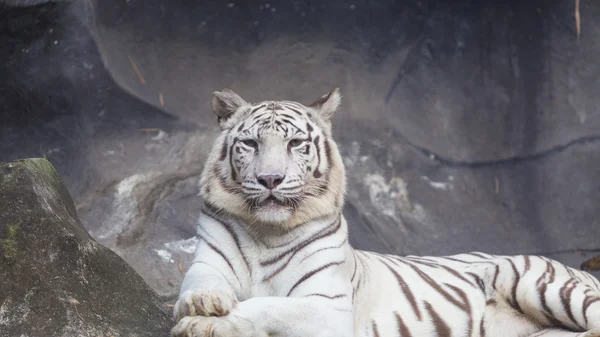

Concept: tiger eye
[[288, 139, 304, 149], [241, 139, 258, 149]]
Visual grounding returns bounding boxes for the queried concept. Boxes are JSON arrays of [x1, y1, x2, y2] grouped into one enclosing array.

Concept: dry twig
[[494, 177, 499, 194], [138, 128, 162, 133], [575, 0, 581, 40], [128, 55, 146, 84]]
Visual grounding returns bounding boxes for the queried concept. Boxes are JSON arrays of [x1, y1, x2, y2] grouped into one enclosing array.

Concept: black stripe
[[440, 256, 497, 266], [202, 209, 252, 275], [371, 320, 381, 337], [583, 292, 600, 326], [506, 258, 524, 314], [197, 233, 240, 286], [287, 260, 345, 296], [281, 119, 304, 132], [536, 261, 566, 327], [559, 278, 582, 329], [404, 257, 478, 289], [377, 257, 422, 321], [247, 118, 264, 131], [424, 301, 451, 337], [305, 293, 347, 299], [229, 138, 239, 181], [397, 258, 467, 311], [251, 105, 265, 113], [313, 135, 322, 178], [492, 265, 500, 290], [351, 253, 358, 283], [324, 139, 333, 170], [445, 283, 473, 337], [262, 218, 343, 282], [299, 238, 347, 264], [395, 312, 413, 337], [219, 134, 229, 161], [261, 216, 341, 266], [439, 256, 472, 264], [288, 107, 303, 115], [466, 272, 486, 293], [469, 252, 489, 259], [479, 317, 486, 337], [279, 113, 295, 119], [354, 270, 363, 303]]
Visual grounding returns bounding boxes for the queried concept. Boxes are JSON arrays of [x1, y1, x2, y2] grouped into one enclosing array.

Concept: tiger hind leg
[[487, 255, 600, 332]]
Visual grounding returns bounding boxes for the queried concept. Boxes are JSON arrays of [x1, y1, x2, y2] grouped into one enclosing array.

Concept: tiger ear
[[212, 88, 248, 128], [308, 88, 341, 121]]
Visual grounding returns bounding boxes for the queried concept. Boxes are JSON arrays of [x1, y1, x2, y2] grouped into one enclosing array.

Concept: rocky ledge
[[0, 158, 173, 337]]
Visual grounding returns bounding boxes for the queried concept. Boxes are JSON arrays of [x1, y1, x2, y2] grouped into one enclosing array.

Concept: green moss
[[0, 159, 60, 263], [23, 158, 60, 179], [3, 224, 18, 261]]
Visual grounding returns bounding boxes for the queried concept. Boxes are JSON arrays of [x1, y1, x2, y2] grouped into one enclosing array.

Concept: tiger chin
[[173, 88, 600, 337]]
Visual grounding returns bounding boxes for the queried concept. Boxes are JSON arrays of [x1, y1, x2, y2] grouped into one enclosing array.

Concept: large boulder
[[0, 158, 173, 337]]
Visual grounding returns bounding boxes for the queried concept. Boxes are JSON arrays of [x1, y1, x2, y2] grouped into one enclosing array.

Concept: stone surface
[[89, 0, 600, 163], [0, 0, 599, 306], [1, 0, 66, 7], [0, 159, 173, 337]]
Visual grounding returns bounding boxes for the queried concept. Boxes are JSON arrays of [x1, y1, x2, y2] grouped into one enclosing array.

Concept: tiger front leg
[[171, 296, 354, 337], [173, 262, 239, 322]]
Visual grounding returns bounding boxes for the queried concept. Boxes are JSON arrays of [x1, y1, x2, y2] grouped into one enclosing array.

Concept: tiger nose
[[257, 174, 285, 190]]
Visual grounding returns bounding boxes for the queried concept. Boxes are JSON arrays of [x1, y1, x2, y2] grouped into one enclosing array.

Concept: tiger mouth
[[262, 195, 287, 206], [253, 195, 293, 208]]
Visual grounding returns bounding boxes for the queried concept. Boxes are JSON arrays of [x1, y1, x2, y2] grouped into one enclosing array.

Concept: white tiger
[[171, 88, 600, 337]]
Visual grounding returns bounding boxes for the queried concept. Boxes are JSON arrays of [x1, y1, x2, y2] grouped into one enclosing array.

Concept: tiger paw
[[174, 288, 238, 321], [171, 316, 227, 337], [171, 315, 256, 337]]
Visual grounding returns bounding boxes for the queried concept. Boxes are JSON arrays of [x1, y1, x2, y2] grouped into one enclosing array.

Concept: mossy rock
[[2, 223, 18, 262], [0, 158, 173, 337]]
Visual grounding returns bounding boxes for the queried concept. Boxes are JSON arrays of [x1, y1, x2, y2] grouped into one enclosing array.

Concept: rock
[[0, 158, 173, 337], [582, 255, 600, 272], [1, 0, 599, 306], [88, 0, 600, 163]]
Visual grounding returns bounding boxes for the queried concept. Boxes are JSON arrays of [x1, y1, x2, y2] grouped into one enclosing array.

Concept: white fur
[[172, 90, 600, 337]]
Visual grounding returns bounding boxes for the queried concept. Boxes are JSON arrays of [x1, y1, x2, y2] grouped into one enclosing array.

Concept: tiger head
[[200, 88, 346, 230]]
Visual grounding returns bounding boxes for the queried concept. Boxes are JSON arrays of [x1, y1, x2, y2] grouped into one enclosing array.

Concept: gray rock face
[[89, 0, 600, 163], [1, 0, 599, 307], [0, 159, 173, 337]]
